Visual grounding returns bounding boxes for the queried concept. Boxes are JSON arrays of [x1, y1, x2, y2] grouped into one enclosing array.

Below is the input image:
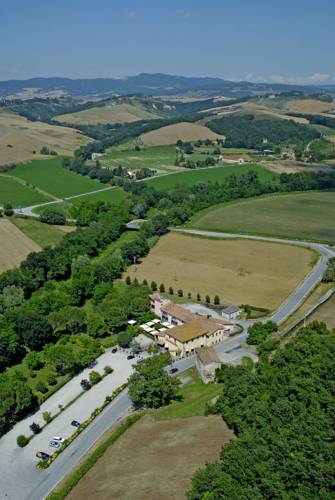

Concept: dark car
[[71, 420, 81, 428], [111, 347, 118, 353], [170, 367, 179, 374], [127, 354, 135, 360], [36, 451, 50, 460]]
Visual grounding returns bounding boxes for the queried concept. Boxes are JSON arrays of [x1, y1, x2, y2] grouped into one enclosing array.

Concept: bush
[[89, 371, 102, 385], [17, 434, 29, 447], [42, 411, 52, 423], [205, 295, 210, 304], [30, 422, 41, 434], [103, 365, 113, 375], [36, 381, 48, 394], [197, 293, 201, 301], [3, 203, 14, 216], [125, 276, 131, 285], [178, 289, 183, 297], [80, 379, 91, 390], [150, 281, 157, 291], [214, 295, 220, 305], [169, 286, 174, 295], [40, 209, 66, 225], [47, 374, 57, 386], [159, 283, 165, 293]]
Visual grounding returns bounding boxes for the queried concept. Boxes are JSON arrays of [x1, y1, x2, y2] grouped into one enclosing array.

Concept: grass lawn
[[127, 232, 315, 310], [146, 164, 278, 190], [190, 191, 335, 243], [11, 216, 67, 247], [150, 368, 221, 420], [0, 175, 50, 206], [11, 157, 105, 198]]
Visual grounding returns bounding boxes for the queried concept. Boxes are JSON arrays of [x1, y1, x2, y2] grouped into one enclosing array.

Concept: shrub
[[159, 283, 165, 293], [36, 381, 48, 394], [205, 295, 210, 304], [150, 281, 157, 291], [47, 374, 57, 386], [214, 295, 220, 305], [17, 435, 29, 447], [188, 292, 192, 299], [42, 411, 52, 423], [103, 365, 113, 375], [169, 286, 174, 295], [178, 289, 183, 297], [30, 422, 41, 434], [125, 276, 132, 285], [197, 293, 201, 301], [80, 379, 91, 391], [4, 203, 14, 216], [89, 371, 102, 385]]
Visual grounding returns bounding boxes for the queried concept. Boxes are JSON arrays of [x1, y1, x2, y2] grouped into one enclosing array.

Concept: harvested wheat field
[[140, 121, 223, 146], [128, 232, 315, 310], [0, 111, 91, 164], [68, 414, 232, 500], [285, 98, 335, 114], [0, 218, 40, 272]]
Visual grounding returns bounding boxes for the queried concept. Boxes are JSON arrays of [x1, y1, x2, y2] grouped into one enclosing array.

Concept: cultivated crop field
[[0, 175, 50, 207], [191, 192, 335, 243], [11, 157, 105, 198], [140, 121, 223, 146], [0, 218, 40, 272], [67, 414, 231, 500], [127, 232, 314, 310], [147, 164, 278, 190], [0, 110, 91, 164], [56, 101, 161, 125]]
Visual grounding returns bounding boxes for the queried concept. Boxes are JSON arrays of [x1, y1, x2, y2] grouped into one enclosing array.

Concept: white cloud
[[127, 10, 137, 20], [246, 73, 335, 85], [177, 10, 191, 19]]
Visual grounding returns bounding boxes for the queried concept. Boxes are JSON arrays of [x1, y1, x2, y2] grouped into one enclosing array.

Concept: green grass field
[[33, 187, 128, 218], [191, 191, 335, 243], [101, 144, 218, 174], [147, 164, 278, 190], [11, 216, 68, 247], [11, 157, 105, 198], [0, 175, 51, 207]]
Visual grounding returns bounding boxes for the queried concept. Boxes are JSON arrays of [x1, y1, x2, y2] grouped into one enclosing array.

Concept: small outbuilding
[[221, 306, 241, 321], [195, 346, 221, 384]]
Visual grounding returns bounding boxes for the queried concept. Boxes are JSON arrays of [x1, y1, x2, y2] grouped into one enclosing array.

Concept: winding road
[[1, 228, 334, 499]]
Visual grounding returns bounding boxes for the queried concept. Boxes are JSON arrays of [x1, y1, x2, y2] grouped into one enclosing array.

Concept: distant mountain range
[[0, 73, 332, 98]]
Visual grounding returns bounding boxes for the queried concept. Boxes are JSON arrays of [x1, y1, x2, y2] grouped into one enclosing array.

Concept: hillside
[[0, 110, 91, 165], [140, 122, 223, 145]]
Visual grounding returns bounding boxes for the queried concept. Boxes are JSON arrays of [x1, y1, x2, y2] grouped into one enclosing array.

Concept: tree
[[80, 379, 91, 390], [0, 324, 20, 370], [104, 365, 113, 374], [214, 295, 220, 305], [197, 293, 201, 301], [42, 411, 52, 423], [30, 422, 41, 434], [159, 283, 165, 293], [178, 289, 183, 297], [45, 344, 78, 374], [87, 313, 108, 338], [205, 295, 210, 304], [3, 203, 13, 216], [130, 340, 142, 354], [89, 370, 102, 385], [128, 353, 180, 409], [36, 381, 48, 394], [40, 209, 66, 225], [117, 330, 133, 348], [17, 435, 29, 447], [150, 281, 157, 292], [1, 285, 24, 310], [14, 312, 53, 351], [48, 306, 87, 335], [25, 351, 43, 371], [125, 275, 132, 285], [247, 321, 278, 345], [169, 286, 174, 295]]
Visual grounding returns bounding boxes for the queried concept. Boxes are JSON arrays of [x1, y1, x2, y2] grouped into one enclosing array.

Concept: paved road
[[14, 186, 116, 217]]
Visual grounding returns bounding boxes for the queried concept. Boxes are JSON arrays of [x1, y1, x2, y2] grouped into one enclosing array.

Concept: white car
[[52, 436, 65, 443]]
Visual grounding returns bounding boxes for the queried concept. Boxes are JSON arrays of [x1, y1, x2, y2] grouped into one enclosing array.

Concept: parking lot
[[0, 347, 147, 499]]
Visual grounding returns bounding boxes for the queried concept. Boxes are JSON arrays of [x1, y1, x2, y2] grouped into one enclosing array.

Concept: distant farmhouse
[[195, 346, 221, 383], [150, 294, 234, 358], [221, 306, 241, 321]]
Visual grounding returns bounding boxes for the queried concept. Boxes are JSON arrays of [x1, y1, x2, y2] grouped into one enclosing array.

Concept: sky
[[1, 0, 334, 84]]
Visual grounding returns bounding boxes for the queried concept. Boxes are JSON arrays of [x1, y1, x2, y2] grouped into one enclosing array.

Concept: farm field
[[127, 232, 314, 310], [191, 191, 335, 243], [0, 110, 91, 164], [11, 216, 71, 247], [0, 218, 40, 272], [101, 143, 217, 174], [68, 415, 230, 500], [147, 164, 278, 190], [0, 175, 51, 207], [285, 98, 335, 114], [140, 121, 223, 146], [11, 157, 105, 198], [56, 101, 161, 125]]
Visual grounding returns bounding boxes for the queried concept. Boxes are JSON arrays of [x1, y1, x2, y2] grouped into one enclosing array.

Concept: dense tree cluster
[[189, 322, 335, 499], [128, 353, 181, 409], [207, 114, 320, 149], [247, 320, 278, 345], [40, 208, 66, 225]]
